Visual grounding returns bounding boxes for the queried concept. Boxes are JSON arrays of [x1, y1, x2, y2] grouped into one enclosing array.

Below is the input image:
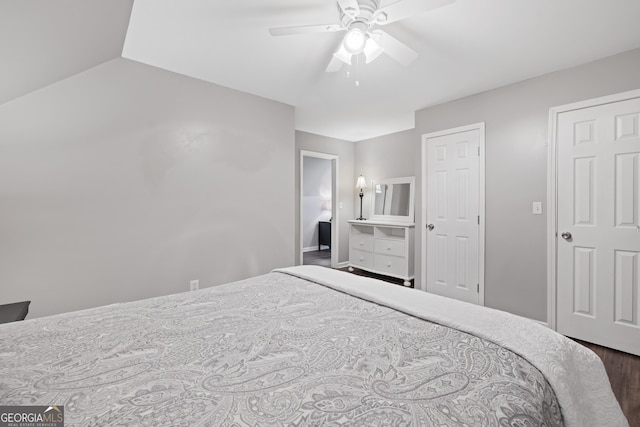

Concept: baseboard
[[303, 246, 330, 252], [337, 261, 349, 269]]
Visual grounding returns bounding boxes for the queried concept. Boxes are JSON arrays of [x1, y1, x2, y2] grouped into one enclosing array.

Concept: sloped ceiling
[[3, 0, 640, 141], [122, 0, 640, 141], [0, 0, 133, 106]]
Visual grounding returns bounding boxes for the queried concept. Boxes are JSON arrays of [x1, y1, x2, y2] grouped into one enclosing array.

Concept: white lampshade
[[363, 37, 384, 64], [356, 175, 367, 189], [343, 27, 367, 55], [333, 43, 352, 65]]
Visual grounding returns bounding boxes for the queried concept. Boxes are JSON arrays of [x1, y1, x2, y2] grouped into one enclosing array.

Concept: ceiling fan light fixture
[[343, 27, 368, 55], [363, 37, 384, 63], [333, 43, 352, 65], [375, 12, 388, 24], [343, 6, 358, 18]]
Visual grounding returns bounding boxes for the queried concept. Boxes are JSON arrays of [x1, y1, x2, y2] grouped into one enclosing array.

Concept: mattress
[[0, 265, 627, 426]]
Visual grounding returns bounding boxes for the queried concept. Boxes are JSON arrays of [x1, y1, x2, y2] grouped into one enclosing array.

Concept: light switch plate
[[532, 202, 543, 215]]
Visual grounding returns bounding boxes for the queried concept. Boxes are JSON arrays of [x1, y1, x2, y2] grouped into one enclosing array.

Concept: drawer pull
[[359, 257, 364, 261], [387, 263, 392, 267], [359, 242, 364, 246], [387, 247, 391, 251]]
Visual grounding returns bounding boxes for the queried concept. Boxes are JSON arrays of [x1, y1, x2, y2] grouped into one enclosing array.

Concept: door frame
[[546, 88, 640, 330], [299, 150, 339, 268], [420, 122, 486, 305]]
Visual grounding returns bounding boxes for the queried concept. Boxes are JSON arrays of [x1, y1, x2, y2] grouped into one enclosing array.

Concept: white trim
[[369, 176, 416, 224], [421, 123, 486, 306], [546, 107, 559, 331], [337, 261, 349, 269], [303, 246, 330, 253], [546, 88, 640, 331], [300, 150, 340, 269]]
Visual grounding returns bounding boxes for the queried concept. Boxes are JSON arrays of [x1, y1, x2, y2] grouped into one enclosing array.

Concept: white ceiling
[[5, 1, 640, 141], [122, 0, 640, 141]]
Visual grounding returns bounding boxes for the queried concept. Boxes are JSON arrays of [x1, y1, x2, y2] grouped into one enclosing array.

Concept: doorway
[[421, 123, 486, 305], [548, 89, 640, 356], [300, 151, 339, 268]]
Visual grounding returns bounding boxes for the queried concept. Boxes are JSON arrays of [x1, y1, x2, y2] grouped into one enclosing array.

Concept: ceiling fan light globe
[[343, 28, 368, 54]]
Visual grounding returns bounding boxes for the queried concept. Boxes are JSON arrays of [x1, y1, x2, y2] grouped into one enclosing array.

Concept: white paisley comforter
[[0, 265, 627, 426]]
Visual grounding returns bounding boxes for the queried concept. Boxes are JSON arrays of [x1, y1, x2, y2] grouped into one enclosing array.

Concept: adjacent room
[[1, 0, 639, 425]]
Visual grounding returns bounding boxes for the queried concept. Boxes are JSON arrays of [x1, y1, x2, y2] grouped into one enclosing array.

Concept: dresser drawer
[[350, 235, 374, 252], [374, 239, 405, 258], [350, 248, 374, 269], [374, 253, 407, 277]]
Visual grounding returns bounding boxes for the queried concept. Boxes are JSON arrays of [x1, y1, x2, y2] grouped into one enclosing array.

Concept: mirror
[[370, 176, 415, 223]]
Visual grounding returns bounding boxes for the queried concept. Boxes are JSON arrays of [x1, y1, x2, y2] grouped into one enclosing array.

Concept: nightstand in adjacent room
[[318, 221, 331, 250], [0, 301, 31, 324]]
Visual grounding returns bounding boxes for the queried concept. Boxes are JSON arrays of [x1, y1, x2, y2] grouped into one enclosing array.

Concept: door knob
[[427, 224, 435, 231], [561, 231, 572, 240]]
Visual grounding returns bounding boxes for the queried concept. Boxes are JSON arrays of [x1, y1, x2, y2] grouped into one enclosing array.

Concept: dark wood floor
[[339, 266, 639, 426], [340, 265, 413, 287], [302, 249, 331, 267]]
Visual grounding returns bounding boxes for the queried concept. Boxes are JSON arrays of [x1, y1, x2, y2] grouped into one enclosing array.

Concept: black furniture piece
[[319, 221, 331, 250], [0, 301, 31, 324]]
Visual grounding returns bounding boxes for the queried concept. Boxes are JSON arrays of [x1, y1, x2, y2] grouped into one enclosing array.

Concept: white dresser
[[348, 220, 415, 286]]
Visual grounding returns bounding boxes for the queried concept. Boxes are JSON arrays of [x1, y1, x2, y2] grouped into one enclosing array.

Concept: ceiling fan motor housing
[[339, 0, 380, 28]]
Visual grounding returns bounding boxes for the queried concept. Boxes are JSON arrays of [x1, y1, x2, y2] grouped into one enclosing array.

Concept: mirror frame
[[369, 176, 415, 223]]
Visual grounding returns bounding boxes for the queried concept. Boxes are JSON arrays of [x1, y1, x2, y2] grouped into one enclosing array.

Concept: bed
[[0, 265, 628, 426]]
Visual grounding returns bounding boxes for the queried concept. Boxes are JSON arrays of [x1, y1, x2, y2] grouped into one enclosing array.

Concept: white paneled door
[[556, 95, 640, 356], [423, 126, 483, 305]]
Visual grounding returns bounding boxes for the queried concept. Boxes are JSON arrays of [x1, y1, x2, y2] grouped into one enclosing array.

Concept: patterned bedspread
[[0, 270, 564, 426]]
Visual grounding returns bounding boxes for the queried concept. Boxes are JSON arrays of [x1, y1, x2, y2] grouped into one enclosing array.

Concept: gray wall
[[0, 58, 295, 318], [295, 131, 355, 264], [302, 157, 332, 249], [414, 48, 640, 321], [354, 129, 417, 219]]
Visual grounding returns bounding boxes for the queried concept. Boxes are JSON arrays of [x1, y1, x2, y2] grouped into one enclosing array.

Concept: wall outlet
[[532, 202, 543, 215], [190, 280, 199, 291]]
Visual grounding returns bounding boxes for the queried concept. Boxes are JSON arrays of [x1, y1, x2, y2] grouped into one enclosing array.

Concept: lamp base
[[357, 191, 366, 221]]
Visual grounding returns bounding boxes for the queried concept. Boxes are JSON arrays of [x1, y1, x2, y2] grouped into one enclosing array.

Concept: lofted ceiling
[[122, 0, 640, 141], [0, 0, 133, 106], [3, 1, 640, 141]]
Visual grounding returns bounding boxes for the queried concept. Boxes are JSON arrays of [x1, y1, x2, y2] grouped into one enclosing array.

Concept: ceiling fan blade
[[375, 0, 455, 25], [373, 30, 418, 66], [337, 0, 360, 19], [268, 24, 343, 36]]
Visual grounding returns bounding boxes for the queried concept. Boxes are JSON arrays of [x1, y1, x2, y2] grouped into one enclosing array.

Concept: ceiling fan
[[268, 0, 455, 72]]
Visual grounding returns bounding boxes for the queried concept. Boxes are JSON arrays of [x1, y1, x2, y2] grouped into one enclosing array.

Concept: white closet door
[[556, 97, 640, 356], [425, 129, 480, 304]]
